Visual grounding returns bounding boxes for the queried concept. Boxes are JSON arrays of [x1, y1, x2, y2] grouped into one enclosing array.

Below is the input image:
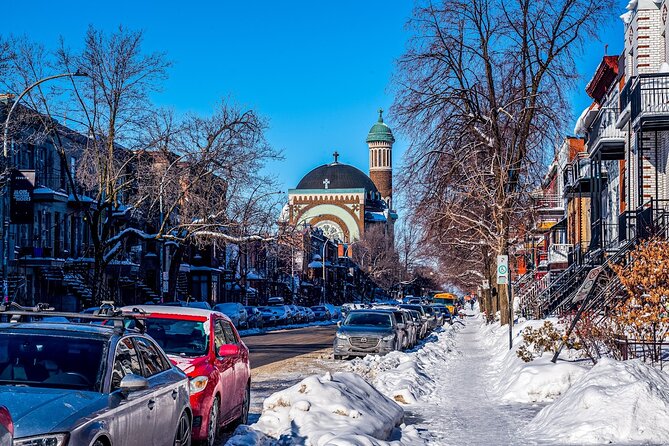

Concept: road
[[242, 324, 338, 368]]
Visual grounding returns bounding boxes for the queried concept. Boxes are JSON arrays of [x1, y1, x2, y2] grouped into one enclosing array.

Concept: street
[[242, 325, 338, 368]]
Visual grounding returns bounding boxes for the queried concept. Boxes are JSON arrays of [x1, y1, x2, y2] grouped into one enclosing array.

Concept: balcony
[[564, 153, 592, 196], [587, 107, 625, 160], [548, 244, 572, 265], [620, 73, 669, 131]]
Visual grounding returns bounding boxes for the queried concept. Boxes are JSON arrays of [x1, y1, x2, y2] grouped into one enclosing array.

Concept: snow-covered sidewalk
[[403, 317, 544, 445]]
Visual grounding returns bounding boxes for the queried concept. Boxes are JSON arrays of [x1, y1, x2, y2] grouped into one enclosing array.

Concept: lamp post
[[2, 70, 88, 301], [321, 239, 328, 305]]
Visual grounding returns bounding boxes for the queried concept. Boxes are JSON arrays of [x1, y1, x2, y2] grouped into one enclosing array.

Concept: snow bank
[[482, 317, 589, 403], [226, 372, 421, 445], [527, 358, 669, 444], [349, 325, 460, 405]]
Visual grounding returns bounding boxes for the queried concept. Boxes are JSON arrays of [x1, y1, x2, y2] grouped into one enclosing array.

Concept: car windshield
[[144, 318, 209, 357], [344, 312, 392, 327], [401, 305, 425, 315], [423, 307, 434, 315], [216, 304, 238, 313], [0, 332, 104, 391]]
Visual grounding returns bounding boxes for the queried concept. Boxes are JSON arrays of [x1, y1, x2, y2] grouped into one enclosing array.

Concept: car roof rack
[[0, 301, 147, 334]]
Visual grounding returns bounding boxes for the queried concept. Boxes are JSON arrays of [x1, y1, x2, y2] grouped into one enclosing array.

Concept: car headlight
[[335, 332, 348, 340], [14, 433, 69, 446], [189, 375, 209, 394], [382, 334, 395, 341]]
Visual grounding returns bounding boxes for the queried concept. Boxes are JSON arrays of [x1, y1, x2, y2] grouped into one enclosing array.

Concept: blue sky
[[3, 0, 627, 191]]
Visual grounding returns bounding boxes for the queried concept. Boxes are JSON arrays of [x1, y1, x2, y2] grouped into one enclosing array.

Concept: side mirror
[[218, 344, 240, 357], [119, 373, 148, 394]]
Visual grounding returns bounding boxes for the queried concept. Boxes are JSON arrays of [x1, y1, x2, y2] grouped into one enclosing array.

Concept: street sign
[[497, 255, 509, 285], [482, 280, 490, 290]]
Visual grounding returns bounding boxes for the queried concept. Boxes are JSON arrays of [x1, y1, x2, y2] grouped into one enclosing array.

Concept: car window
[[134, 337, 170, 377], [221, 321, 238, 344], [344, 312, 392, 327], [111, 337, 142, 391], [214, 319, 226, 351]]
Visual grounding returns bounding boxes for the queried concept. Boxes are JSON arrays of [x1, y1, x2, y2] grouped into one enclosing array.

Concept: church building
[[287, 110, 398, 243]]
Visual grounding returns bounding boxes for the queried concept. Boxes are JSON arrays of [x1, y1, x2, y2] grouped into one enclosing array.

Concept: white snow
[[227, 303, 669, 445], [226, 372, 422, 445]]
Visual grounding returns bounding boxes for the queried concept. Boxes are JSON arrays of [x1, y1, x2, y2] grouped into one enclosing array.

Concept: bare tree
[[392, 0, 613, 324], [352, 225, 400, 292]]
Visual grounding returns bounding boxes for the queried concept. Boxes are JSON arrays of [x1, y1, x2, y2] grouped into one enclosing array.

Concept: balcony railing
[[587, 107, 625, 154], [564, 153, 590, 188], [535, 194, 563, 210], [620, 73, 669, 129], [548, 244, 572, 264]]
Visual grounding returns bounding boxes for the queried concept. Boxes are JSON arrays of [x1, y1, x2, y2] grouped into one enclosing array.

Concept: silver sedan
[[0, 320, 191, 446]]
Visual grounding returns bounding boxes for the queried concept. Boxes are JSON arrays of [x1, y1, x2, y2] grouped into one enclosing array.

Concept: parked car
[[431, 305, 453, 325], [323, 303, 341, 319], [268, 306, 290, 325], [258, 306, 279, 326], [311, 305, 331, 321], [333, 309, 401, 359], [287, 305, 302, 323], [400, 304, 430, 339], [162, 300, 212, 310], [421, 305, 439, 330], [245, 306, 264, 329], [304, 307, 316, 323], [0, 305, 191, 446], [405, 309, 425, 341], [0, 406, 12, 445], [124, 305, 251, 446], [213, 302, 249, 329], [390, 309, 411, 349]]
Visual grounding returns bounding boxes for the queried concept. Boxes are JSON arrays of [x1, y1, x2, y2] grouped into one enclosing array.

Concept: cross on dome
[[333, 151, 339, 163], [323, 178, 330, 189], [378, 108, 384, 123]]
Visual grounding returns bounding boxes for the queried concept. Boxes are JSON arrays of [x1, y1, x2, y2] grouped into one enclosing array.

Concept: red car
[[123, 305, 251, 446]]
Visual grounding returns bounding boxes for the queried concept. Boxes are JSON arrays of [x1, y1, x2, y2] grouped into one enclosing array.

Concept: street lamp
[[2, 70, 88, 301]]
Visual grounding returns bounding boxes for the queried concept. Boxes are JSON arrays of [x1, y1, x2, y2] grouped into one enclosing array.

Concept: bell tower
[[366, 109, 395, 209]]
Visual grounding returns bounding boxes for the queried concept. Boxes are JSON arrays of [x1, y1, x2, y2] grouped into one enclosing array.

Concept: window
[[214, 320, 226, 351], [221, 321, 238, 345], [134, 337, 170, 377], [111, 337, 142, 391]]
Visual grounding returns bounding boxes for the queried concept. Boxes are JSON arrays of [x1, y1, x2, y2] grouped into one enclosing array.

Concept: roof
[[296, 162, 379, 193], [121, 304, 228, 321], [0, 322, 116, 338], [366, 109, 395, 143], [585, 55, 620, 103]]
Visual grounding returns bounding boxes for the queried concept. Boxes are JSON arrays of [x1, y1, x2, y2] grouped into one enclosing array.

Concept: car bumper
[[333, 338, 394, 356], [189, 386, 214, 440]]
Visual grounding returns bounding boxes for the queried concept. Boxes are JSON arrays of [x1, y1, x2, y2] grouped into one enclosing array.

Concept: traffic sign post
[[497, 255, 513, 349], [496, 255, 509, 284]]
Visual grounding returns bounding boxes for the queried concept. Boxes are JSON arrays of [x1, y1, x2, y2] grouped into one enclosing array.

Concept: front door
[[107, 337, 155, 446], [134, 336, 180, 446]]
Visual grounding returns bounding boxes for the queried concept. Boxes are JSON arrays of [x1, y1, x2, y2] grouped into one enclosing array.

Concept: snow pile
[[481, 317, 589, 403], [226, 371, 422, 445], [349, 326, 459, 405], [527, 358, 669, 444]]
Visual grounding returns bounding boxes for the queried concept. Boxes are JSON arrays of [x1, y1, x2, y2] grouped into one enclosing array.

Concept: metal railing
[[587, 106, 624, 149], [535, 194, 563, 209], [620, 73, 669, 124]]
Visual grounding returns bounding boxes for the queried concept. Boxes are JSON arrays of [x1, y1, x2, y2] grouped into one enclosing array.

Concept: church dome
[[296, 162, 379, 193], [366, 109, 395, 144]]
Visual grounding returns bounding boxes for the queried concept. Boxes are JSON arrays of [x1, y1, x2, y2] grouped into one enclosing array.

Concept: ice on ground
[[226, 371, 422, 445], [527, 357, 669, 445]]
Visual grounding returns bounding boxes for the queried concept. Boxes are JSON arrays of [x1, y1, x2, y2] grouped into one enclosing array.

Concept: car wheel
[[92, 440, 105, 446], [174, 410, 191, 446], [205, 397, 219, 446], [234, 383, 250, 426], [334, 354, 342, 360]]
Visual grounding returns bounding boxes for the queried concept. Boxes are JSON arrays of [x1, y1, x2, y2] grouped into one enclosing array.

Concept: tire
[[334, 354, 343, 360], [234, 383, 250, 427], [203, 397, 219, 446], [92, 440, 105, 446], [174, 410, 192, 446]]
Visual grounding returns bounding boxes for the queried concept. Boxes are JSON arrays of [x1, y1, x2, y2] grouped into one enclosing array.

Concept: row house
[[517, 0, 669, 318]]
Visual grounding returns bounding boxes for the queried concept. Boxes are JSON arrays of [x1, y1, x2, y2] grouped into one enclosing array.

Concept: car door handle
[[147, 399, 156, 410], [171, 389, 178, 400]]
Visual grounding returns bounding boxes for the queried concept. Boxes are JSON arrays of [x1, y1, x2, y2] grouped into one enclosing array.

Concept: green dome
[[366, 109, 395, 143]]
